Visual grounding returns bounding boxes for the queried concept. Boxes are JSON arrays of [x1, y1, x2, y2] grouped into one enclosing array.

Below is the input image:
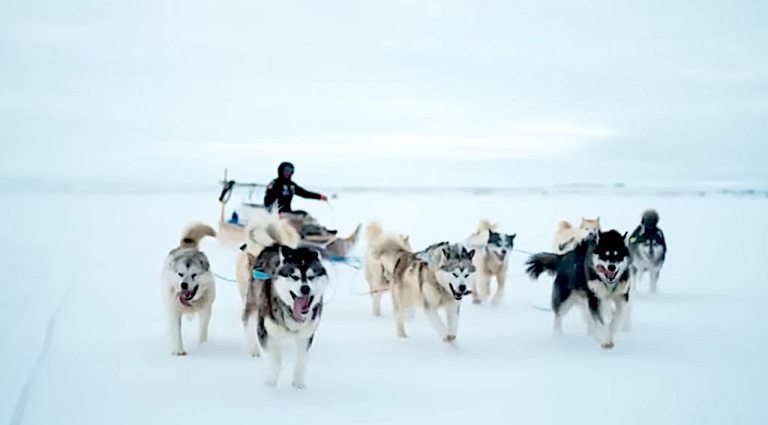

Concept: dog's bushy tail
[[366, 222, 383, 242], [244, 210, 300, 254], [525, 253, 561, 279], [179, 222, 216, 249], [476, 219, 498, 233], [642, 209, 659, 229]]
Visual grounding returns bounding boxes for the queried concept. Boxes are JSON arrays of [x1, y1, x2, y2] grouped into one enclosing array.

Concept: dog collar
[[252, 270, 272, 280]]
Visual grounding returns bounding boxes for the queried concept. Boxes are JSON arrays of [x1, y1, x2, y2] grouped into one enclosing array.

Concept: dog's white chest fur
[[587, 279, 629, 299]]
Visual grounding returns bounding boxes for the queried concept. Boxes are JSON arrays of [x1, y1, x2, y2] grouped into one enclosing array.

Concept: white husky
[[161, 222, 216, 356]]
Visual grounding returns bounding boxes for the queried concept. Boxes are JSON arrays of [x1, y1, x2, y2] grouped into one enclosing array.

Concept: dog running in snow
[[235, 210, 301, 357], [628, 209, 667, 294], [242, 245, 329, 389], [374, 238, 476, 343], [465, 219, 516, 305], [526, 230, 631, 349], [162, 222, 217, 356]]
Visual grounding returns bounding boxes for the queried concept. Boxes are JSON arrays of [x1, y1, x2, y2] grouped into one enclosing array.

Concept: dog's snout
[[458, 284, 467, 293], [300, 285, 310, 295], [501, 249, 507, 255], [607, 264, 616, 272], [180, 282, 188, 290]]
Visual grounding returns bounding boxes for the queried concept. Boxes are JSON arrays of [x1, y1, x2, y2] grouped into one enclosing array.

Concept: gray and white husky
[[242, 245, 329, 389], [375, 240, 476, 343], [465, 220, 516, 305], [628, 209, 667, 294], [161, 222, 217, 356]]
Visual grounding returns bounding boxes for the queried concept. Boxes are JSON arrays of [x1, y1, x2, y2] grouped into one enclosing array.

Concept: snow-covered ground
[[1, 189, 767, 424]]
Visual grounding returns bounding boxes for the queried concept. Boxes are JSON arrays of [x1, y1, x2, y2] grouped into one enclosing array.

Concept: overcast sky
[[1, 0, 766, 187]]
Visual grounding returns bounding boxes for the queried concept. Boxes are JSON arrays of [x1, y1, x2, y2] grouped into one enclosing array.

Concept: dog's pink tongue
[[599, 265, 616, 280], [293, 296, 312, 321]]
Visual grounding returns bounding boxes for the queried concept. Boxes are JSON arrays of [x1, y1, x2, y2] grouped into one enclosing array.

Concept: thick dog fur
[[526, 230, 631, 349], [628, 209, 667, 294], [465, 220, 516, 305], [235, 210, 301, 357], [161, 222, 217, 356], [243, 246, 328, 389], [364, 222, 411, 317], [373, 239, 475, 343], [551, 217, 601, 253]]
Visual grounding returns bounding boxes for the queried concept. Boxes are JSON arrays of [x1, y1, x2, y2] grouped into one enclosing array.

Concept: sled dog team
[[162, 209, 666, 388]]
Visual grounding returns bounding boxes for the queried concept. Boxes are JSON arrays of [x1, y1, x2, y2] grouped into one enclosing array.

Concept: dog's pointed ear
[[279, 245, 295, 263], [196, 252, 210, 271], [622, 231, 628, 240], [438, 248, 448, 265], [510, 233, 517, 240], [307, 249, 320, 262], [465, 248, 475, 260], [403, 235, 410, 243], [596, 216, 601, 224]]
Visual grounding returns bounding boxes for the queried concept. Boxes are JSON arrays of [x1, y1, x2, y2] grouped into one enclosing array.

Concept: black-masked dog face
[[266, 247, 328, 323], [487, 230, 516, 258], [633, 229, 665, 261], [591, 230, 630, 283]]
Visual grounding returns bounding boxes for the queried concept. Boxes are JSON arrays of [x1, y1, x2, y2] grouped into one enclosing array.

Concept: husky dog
[[364, 222, 411, 317], [242, 246, 329, 389], [526, 230, 631, 350], [162, 223, 217, 356], [551, 217, 601, 253], [628, 209, 667, 294], [465, 220, 516, 305], [375, 240, 475, 343], [235, 210, 301, 357]]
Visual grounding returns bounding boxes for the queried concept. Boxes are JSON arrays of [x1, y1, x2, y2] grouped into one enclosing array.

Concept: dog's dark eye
[[291, 275, 300, 281], [177, 272, 184, 277], [452, 272, 459, 277], [191, 273, 197, 279], [464, 274, 469, 278], [306, 275, 315, 281]]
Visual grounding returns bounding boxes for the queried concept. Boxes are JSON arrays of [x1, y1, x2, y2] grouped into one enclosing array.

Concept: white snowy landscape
[[1, 186, 767, 424]]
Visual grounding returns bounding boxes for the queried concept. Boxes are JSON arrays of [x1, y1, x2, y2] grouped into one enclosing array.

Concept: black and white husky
[[628, 209, 667, 294], [242, 246, 329, 389], [525, 230, 631, 349]]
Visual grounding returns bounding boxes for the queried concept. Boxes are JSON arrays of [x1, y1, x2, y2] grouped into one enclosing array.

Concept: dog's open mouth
[[289, 291, 315, 322], [597, 265, 618, 282], [449, 284, 472, 301], [178, 286, 199, 307]]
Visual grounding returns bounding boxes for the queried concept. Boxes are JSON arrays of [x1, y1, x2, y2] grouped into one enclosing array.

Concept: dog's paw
[[292, 381, 307, 390], [198, 337, 208, 345], [264, 379, 278, 388], [472, 299, 482, 305], [601, 341, 615, 350], [250, 349, 261, 358], [171, 350, 187, 356], [443, 335, 456, 343]]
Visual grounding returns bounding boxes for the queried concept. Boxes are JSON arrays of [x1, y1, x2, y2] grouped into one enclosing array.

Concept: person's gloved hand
[[319, 194, 328, 201]]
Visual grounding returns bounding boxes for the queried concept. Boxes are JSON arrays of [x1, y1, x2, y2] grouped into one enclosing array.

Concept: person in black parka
[[263, 162, 327, 214]]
